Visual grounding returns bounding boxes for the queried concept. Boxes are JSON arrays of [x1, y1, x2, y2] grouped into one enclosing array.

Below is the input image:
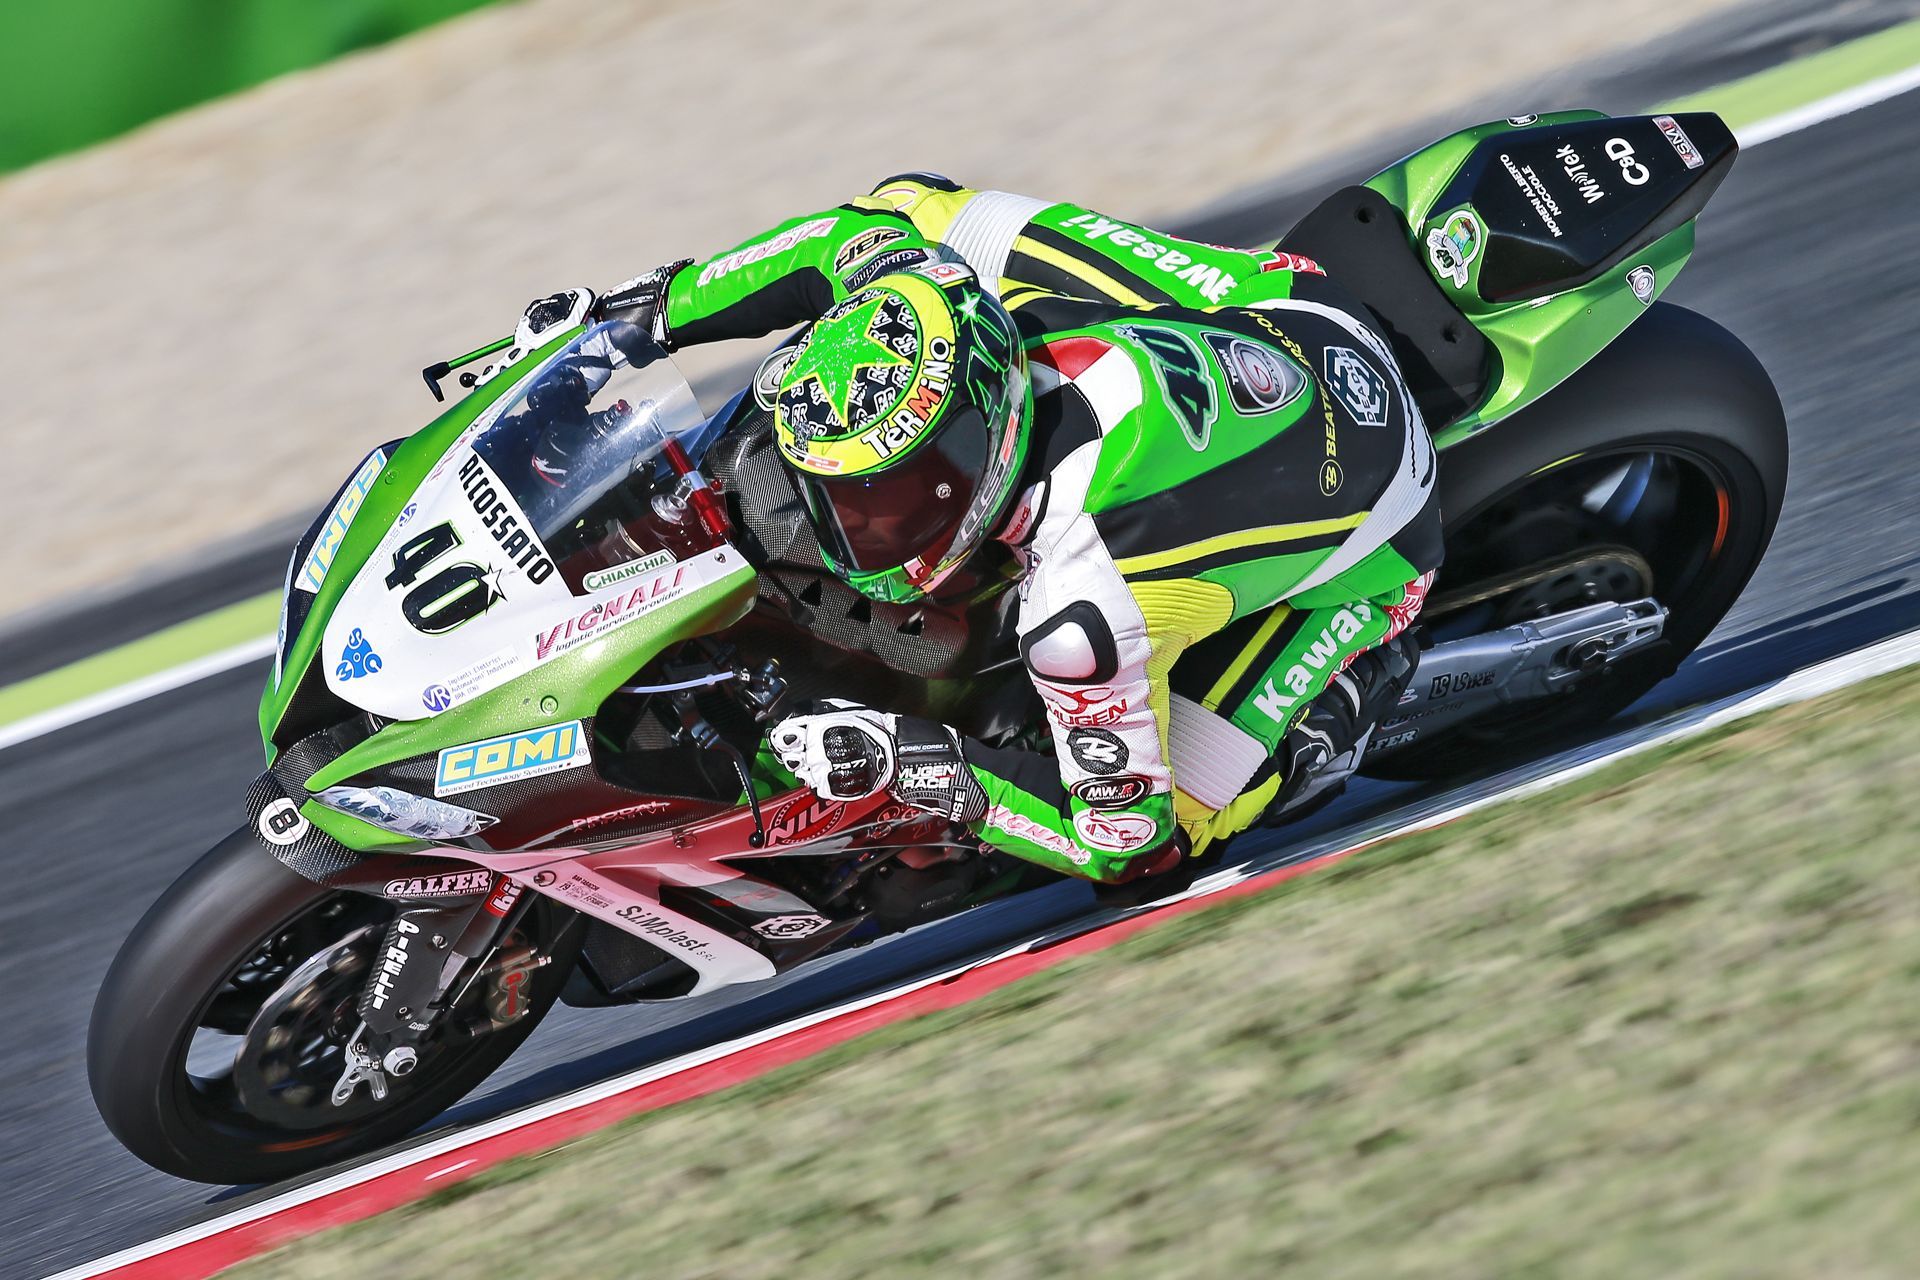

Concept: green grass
[[234, 664, 1920, 1279]]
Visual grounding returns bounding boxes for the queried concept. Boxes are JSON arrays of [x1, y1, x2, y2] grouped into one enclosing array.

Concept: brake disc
[[232, 924, 387, 1127]]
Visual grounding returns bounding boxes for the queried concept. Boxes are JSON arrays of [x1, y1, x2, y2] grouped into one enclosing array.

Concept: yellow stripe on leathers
[[1009, 236, 1154, 307], [1201, 602, 1294, 712], [1000, 285, 1053, 312], [852, 183, 971, 243], [1112, 512, 1371, 577], [1128, 578, 1236, 841], [1176, 773, 1284, 857], [1131, 580, 1297, 856]]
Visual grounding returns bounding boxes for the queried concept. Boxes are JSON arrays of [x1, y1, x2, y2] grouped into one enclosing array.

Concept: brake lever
[[420, 335, 516, 402]]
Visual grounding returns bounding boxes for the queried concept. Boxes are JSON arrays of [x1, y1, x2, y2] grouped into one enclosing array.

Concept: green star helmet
[[772, 257, 1030, 603]]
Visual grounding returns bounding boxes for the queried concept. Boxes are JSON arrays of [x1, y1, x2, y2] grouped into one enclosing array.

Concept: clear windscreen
[[471, 321, 726, 592]]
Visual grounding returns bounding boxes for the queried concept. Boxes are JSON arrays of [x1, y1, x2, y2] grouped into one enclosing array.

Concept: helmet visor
[[797, 404, 992, 579]]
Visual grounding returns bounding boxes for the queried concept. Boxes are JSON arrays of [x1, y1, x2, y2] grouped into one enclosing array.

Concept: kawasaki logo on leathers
[[1054, 213, 1239, 303], [1252, 603, 1374, 724]]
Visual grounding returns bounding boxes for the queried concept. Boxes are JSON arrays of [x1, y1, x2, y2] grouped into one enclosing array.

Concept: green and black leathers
[[663, 176, 1441, 879]]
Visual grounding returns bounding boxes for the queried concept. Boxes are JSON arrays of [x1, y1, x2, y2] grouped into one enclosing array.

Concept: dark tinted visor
[[799, 406, 992, 575]]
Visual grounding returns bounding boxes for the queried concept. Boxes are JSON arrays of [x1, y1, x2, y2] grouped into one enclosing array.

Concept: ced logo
[[435, 721, 590, 797], [1605, 136, 1650, 186]]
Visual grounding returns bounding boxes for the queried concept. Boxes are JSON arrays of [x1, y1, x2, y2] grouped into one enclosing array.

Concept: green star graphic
[[788, 293, 912, 434]]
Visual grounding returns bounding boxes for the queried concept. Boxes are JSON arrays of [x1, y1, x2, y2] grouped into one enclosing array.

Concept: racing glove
[[769, 701, 986, 824], [515, 287, 596, 352], [516, 258, 691, 353], [596, 259, 690, 347]]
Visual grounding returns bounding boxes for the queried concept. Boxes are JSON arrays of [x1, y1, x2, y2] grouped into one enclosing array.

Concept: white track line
[[46, 624, 1920, 1280], [1736, 59, 1920, 145], [0, 636, 273, 755], [2, 61, 1913, 760]]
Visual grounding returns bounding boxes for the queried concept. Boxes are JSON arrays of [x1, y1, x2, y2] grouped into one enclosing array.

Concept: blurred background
[[0, 0, 1771, 623]]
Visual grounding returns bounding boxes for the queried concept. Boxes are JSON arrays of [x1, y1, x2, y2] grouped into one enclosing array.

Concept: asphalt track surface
[[11, 85, 1920, 1280]]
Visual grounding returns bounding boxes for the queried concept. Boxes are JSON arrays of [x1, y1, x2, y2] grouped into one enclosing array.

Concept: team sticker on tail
[[1426, 209, 1483, 289], [1628, 264, 1657, 305]]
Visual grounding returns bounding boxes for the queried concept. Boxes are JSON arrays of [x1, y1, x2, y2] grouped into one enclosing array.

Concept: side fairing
[[259, 325, 766, 854], [300, 558, 757, 853]]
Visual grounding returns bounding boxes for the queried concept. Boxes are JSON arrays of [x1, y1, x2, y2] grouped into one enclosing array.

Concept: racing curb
[[50, 624, 1920, 1280]]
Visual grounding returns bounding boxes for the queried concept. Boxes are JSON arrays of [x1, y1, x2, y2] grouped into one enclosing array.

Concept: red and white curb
[[47, 626, 1920, 1280]]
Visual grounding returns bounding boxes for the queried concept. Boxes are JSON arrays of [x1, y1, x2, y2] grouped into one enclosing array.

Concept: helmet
[[773, 259, 1029, 603]]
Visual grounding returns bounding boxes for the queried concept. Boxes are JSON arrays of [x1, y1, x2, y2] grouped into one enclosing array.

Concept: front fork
[[333, 873, 548, 1104]]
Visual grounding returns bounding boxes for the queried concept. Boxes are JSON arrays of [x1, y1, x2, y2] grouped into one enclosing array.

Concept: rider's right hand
[[515, 258, 690, 355], [515, 287, 596, 353], [594, 258, 692, 348]]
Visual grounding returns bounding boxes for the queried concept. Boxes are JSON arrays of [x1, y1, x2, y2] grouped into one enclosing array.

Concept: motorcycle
[[89, 110, 1784, 1183]]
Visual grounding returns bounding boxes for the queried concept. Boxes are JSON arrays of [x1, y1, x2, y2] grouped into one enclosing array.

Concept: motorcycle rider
[[519, 175, 1441, 901]]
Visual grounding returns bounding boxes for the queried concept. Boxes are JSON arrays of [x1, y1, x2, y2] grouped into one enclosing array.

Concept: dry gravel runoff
[[0, 0, 1751, 621]]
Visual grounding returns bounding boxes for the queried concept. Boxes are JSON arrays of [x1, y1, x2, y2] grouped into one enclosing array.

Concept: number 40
[[384, 521, 498, 633]]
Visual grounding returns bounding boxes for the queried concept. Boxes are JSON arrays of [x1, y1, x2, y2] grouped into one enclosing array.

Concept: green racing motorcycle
[[89, 110, 1786, 1183]]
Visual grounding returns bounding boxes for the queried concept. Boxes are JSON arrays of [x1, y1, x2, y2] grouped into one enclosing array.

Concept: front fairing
[[260, 328, 575, 754], [260, 327, 759, 853]]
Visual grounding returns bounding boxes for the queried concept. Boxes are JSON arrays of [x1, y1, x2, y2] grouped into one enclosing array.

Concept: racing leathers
[[649, 176, 1442, 882]]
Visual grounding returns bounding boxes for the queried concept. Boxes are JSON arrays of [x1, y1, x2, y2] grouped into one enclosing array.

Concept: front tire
[[89, 829, 579, 1184]]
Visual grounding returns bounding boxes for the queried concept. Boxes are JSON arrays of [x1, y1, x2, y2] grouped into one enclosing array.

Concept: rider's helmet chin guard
[[772, 258, 1030, 604]]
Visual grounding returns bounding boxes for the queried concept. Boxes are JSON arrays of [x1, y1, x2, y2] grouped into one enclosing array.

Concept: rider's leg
[[1260, 621, 1421, 823], [1166, 555, 1434, 856]]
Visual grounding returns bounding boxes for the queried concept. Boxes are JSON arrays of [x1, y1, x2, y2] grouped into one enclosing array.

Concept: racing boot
[[1260, 630, 1420, 826]]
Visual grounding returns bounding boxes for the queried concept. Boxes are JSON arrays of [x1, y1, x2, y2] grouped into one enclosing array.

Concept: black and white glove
[[516, 287, 596, 353], [768, 700, 985, 823], [597, 258, 692, 348], [515, 259, 690, 355]]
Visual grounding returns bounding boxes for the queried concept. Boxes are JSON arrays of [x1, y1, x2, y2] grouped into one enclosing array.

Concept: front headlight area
[[313, 784, 498, 841]]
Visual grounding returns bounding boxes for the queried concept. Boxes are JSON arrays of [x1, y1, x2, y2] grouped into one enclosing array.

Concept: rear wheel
[[1365, 304, 1787, 780], [88, 829, 581, 1184]]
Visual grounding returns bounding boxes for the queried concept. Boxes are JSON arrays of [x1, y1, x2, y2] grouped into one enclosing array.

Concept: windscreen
[[470, 321, 723, 591]]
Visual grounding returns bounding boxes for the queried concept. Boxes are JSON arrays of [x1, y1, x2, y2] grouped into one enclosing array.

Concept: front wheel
[[1366, 304, 1788, 780], [88, 829, 581, 1184]]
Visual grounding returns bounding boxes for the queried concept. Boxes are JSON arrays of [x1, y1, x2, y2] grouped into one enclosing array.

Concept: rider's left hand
[[770, 702, 988, 822], [768, 701, 899, 802]]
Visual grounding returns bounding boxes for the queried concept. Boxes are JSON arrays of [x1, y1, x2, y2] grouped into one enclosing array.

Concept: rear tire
[[1364, 303, 1787, 781], [89, 829, 579, 1184]]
